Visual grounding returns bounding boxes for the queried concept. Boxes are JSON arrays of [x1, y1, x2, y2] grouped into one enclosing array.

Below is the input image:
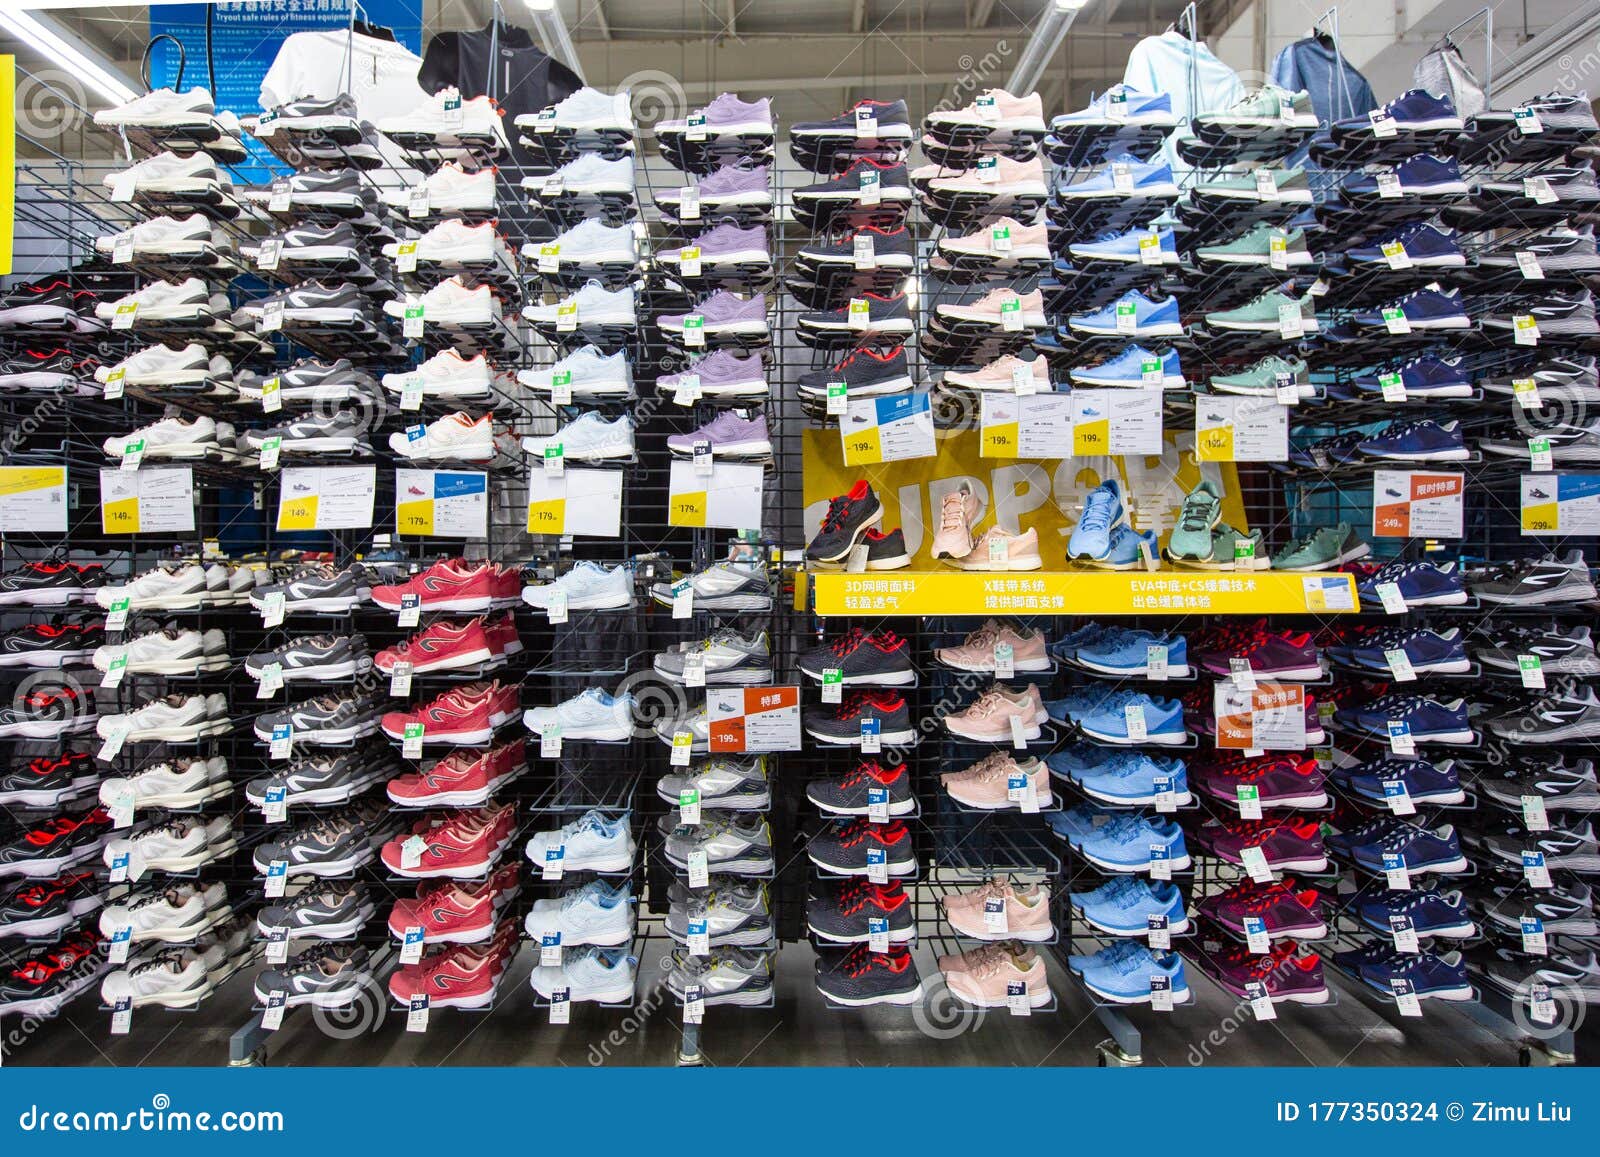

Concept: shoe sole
[[805, 793, 915, 816], [817, 982, 924, 1006], [807, 853, 917, 876], [1075, 908, 1193, 938]]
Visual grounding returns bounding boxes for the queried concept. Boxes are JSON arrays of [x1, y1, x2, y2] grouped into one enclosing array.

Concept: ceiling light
[[0, 7, 137, 106]]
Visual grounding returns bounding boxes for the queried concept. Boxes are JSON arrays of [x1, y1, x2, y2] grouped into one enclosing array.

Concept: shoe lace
[[1079, 491, 1115, 535], [939, 490, 967, 533]]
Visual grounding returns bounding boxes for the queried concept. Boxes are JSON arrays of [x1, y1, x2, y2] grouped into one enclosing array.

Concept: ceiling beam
[[971, 0, 999, 27], [589, 0, 612, 40], [852, 0, 868, 34], [723, 0, 737, 37]]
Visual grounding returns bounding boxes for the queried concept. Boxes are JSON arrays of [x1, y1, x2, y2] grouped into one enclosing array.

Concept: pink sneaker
[[942, 751, 1052, 806], [929, 156, 1048, 198], [949, 526, 1043, 571], [939, 216, 1050, 261], [935, 285, 1047, 326], [927, 90, 1047, 134], [930, 481, 981, 559], [934, 620, 1050, 673], [940, 943, 1052, 1008], [944, 878, 1055, 942], [943, 354, 1053, 392], [943, 685, 1048, 743]]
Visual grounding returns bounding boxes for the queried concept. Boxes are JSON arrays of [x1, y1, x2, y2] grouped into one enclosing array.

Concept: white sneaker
[[532, 153, 635, 196], [94, 213, 214, 258], [521, 412, 635, 461], [529, 947, 637, 1003], [96, 692, 228, 742], [524, 809, 636, 872], [388, 412, 495, 461], [522, 283, 635, 327], [381, 349, 494, 399], [516, 344, 633, 396], [524, 87, 634, 133], [94, 87, 215, 129], [94, 625, 228, 674], [382, 276, 499, 325], [95, 565, 210, 611], [95, 342, 227, 386], [381, 163, 496, 213], [523, 881, 634, 947], [99, 756, 229, 811], [98, 881, 226, 942], [378, 87, 506, 147], [101, 151, 223, 197], [102, 414, 221, 459], [383, 219, 503, 266], [522, 560, 634, 611], [522, 688, 636, 742], [95, 277, 218, 322], [102, 815, 236, 874], [523, 219, 637, 266], [100, 951, 215, 1008]]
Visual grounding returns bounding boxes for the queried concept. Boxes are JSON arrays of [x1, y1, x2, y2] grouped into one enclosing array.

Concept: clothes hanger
[[351, 19, 396, 42]]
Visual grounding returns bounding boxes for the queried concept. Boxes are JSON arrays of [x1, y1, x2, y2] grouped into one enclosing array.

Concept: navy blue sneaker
[[1346, 222, 1465, 268], [1356, 887, 1476, 939], [1352, 285, 1469, 330], [1327, 817, 1405, 860], [1333, 940, 1401, 973], [1344, 757, 1467, 806], [1352, 355, 1472, 399], [1340, 693, 1475, 743], [1343, 154, 1468, 198], [1357, 418, 1468, 461], [1351, 822, 1470, 875], [1335, 89, 1464, 135], [1291, 431, 1364, 469], [1358, 949, 1473, 1000], [1347, 627, 1470, 675], [1356, 559, 1467, 608]]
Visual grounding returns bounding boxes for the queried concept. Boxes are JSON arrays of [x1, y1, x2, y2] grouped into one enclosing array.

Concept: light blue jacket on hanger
[[1122, 30, 1244, 173]]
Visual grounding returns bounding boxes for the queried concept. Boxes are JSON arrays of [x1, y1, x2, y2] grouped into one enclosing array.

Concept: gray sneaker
[[657, 756, 771, 809], [244, 634, 371, 682], [667, 876, 767, 909], [256, 880, 375, 939], [653, 629, 773, 685], [666, 888, 774, 947], [663, 947, 774, 1006], [252, 943, 371, 1007], [249, 564, 371, 614], [1471, 551, 1598, 606], [244, 748, 388, 807], [1483, 821, 1600, 874], [1206, 288, 1319, 333], [252, 692, 383, 745], [649, 561, 771, 612], [1208, 354, 1310, 398], [1487, 686, 1600, 743], [665, 815, 774, 874]]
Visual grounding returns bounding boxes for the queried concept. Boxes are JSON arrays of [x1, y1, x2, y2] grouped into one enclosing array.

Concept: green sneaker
[[1208, 354, 1309, 398], [1193, 166, 1311, 204], [1167, 522, 1264, 570], [1270, 522, 1370, 570], [1166, 480, 1223, 561], [1205, 289, 1319, 334], [1200, 84, 1319, 130], [1195, 223, 1313, 267]]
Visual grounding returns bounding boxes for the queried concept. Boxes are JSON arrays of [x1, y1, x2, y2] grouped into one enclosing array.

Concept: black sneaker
[[1477, 945, 1600, 1001], [244, 747, 388, 808], [244, 634, 371, 682], [0, 807, 107, 879], [797, 292, 914, 336], [1488, 686, 1600, 743], [251, 168, 375, 213], [798, 226, 916, 269], [242, 410, 372, 454], [1480, 166, 1600, 206], [0, 870, 101, 938], [0, 561, 104, 607], [0, 348, 92, 391], [1471, 551, 1597, 605], [237, 357, 379, 404], [806, 816, 916, 874], [1479, 880, 1597, 936], [806, 879, 915, 942], [1479, 758, 1599, 811], [805, 480, 886, 563], [0, 622, 103, 668], [793, 158, 913, 203], [815, 943, 923, 1005], [1482, 821, 1600, 873], [1479, 227, 1600, 274], [798, 346, 914, 399], [797, 627, 915, 684], [253, 943, 371, 1007], [0, 278, 94, 328], [0, 752, 97, 808], [792, 99, 913, 140], [0, 927, 103, 1016], [860, 527, 910, 569], [257, 881, 375, 940], [262, 93, 359, 131], [805, 759, 915, 816], [1480, 356, 1600, 403], [250, 563, 372, 613], [243, 280, 370, 325], [803, 690, 915, 745], [246, 222, 363, 266], [252, 812, 371, 877], [252, 692, 384, 745], [1482, 289, 1599, 337], [0, 683, 98, 739], [1473, 624, 1599, 676]]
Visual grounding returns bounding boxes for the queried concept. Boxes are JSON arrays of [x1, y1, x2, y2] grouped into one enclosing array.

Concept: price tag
[[1383, 778, 1417, 815], [402, 305, 424, 340], [1520, 915, 1547, 956], [671, 730, 694, 767], [262, 782, 287, 824], [1001, 296, 1023, 332], [1514, 314, 1540, 345], [692, 440, 714, 478], [682, 650, 707, 689], [1382, 306, 1410, 335], [866, 787, 890, 824], [1516, 251, 1545, 280], [402, 722, 425, 759], [257, 661, 284, 699], [266, 927, 289, 964], [1124, 702, 1147, 743], [112, 302, 137, 330], [1375, 581, 1407, 615], [100, 650, 129, 689], [859, 168, 880, 206], [867, 917, 889, 953], [407, 994, 429, 1033], [1267, 230, 1289, 271], [687, 849, 710, 889], [257, 589, 285, 628], [852, 235, 876, 271], [268, 178, 293, 212], [1146, 914, 1171, 949], [549, 988, 571, 1024], [1522, 794, 1550, 831], [398, 374, 425, 411], [679, 186, 700, 220], [1391, 978, 1422, 1017], [1148, 842, 1171, 881], [1235, 784, 1262, 820], [866, 845, 888, 884], [686, 919, 710, 957], [270, 723, 293, 761], [1375, 171, 1402, 199], [821, 668, 843, 704], [1137, 232, 1163, 265], [97, 721, 130, 762], [400, 925, 426, 964], [120, 438, 145, 472], [542, 845, 566, 880], [111, 230, 135, 265], [262, 989, 287, 1031], [258, 238, 283, 272], [993, 642, 1014, 680], [1514, 105, 1544, 135], [388, 660, 414, 698], [678, 787, 701, 826], [396, 242, 419, 274], [110, 169, 138, 202], [1239, 844, 1273, 883], [1152, 775, 1177, 814], [107, 851, 129, 884], [107, 923, 132, 964], [1529, 437, 1554, 472], [540, 932, 563, 967], [104, 596, 131, 633], [1524, 176, 1557, 204], [855, 106, 878, 137], [1379, 372, 1407, 403], [1114, 299, 1136, 335], [111, 996, 133, 1035], [686, 111, 708, 141], [680, 246, 702, 278], [1512, 378, 1543, 410], [991, 224, 1013, 254], [846, 298, 871, 330], [683, 984, 705, 1024], [859, 717, 881, 754], [673, 374, 701, 407], [1149, 974, 1173, 1011], [1245, 980, 1277, 1022], [825, 379, 848, 416], [542, 444, 565, 479], [1243, 915, 1270, 954], [1253, 168, 1278, 200], [398, 592, 421, 628], [1380, 240, 1410, 270], [978, 156, 1001, 184], [264, 858, 288, 898], [408, 186, 430, 218], [1229, 657, 1257, 691], [683, 314, 705, 347], [540, 725, 563, 759], [1522, 849, 1552, 889], [1383, 851, 1411, 891], [102, 367, 126, 400], [1366, 105, 1396, 135], [1007, 979, 1032, 1017], [1530, 982, 1556, 1025], [1385, 648, 1416, 683], [1388, 913, 1419, 953], [1277, 303, 1303, 340], [1514, 652, 1546, 690], [1386, 719, 1415, 755]]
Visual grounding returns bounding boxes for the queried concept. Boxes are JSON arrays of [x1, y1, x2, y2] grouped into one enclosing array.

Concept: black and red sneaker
[[804, 480, 886, 564], [0, 869, 102, 938], [815, 942, 923, 1006], [0, 683, 98, 739], [805, 760, 915, 817], [803, 688, 914, 745], [806, 816, 916, 875], [797, 290, 914, 338], [0, 560, 105, 607], [0, 751, 97, 808], [0, 622, 104, 669], [806, 878, 915, 943], [0, 925, 104, 1015], [798, 628, 914, 686], [798, 225, 916, 269], [0, 348, 95, 392], [0, 806, 110, 879], [0, 277, 98, 330], [799, 344, 913, 398]]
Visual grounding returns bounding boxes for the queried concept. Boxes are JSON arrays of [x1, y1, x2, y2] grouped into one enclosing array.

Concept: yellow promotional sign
[[101, 497, 140, 534], [1520, 501, 1558, 534], [397, 498, 434, 536], [1195, 425, 1234, 462], [840, 426, 882, 466], [1072, 417, 1110, 457], [276, 496, 319, 531], [526, 497, 567, 533], [980, 421, 1020, 458], [669, 490, 709, 527]]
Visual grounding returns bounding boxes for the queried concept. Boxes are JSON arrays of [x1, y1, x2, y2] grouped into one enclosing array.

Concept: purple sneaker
[[666, 411, 772, 459], [659, 93, 773, 137], [657, 291, 769, 338], [662, 224, 771, 268], [1200, 630, 1323, 681], [1202, 943, 1331, 1004], [656, 350, 768, 400], [693, 163, 772, 207]]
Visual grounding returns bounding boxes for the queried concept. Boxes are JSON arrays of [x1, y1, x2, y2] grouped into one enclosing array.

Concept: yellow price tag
[[980, 422, 1019, 458], [670, 491, 708, 527], [1073, 419, 1109, 456], [276, 496, 319, 531], [526, 497, 567, 533], [101, 497, 141, 534], [396, 499, 434, 535]]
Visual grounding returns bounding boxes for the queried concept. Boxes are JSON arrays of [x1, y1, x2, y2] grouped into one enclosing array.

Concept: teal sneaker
[[1207, 354, 1310, 398], [1166, 480, 1223, 561], [1270, 522, 1370, 570], [1199, 84, 1319, 130], [1193, 166, 1312, 203], [1195, 223, 1313, 267], [1205, 288, 1319, 334]]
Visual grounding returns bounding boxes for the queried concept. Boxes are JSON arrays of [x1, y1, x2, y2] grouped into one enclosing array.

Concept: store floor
[[7, 930, 1525, 1067]]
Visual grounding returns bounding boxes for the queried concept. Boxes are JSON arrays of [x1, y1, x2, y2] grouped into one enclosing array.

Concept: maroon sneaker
[[1200, 629, 1323, 681], [1198, 878, 1328, 939], [1201, 941, 1332, 1004], [1199, 817, 1328, 872], [1191, 754, 1328, 808]]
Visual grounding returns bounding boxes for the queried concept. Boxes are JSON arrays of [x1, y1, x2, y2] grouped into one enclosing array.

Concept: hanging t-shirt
[[418, 22, 583, 164], [1123, 31, 1244, 172]]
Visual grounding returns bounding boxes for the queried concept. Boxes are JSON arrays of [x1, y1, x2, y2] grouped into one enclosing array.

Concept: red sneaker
[[374, 618, 494, 674], [386, 941, 501, 1008], [371, 558, 497, 612], [482, 611, 522, 657], [380, 680, 515, 745], [389, 877, 506, 944], [379, 805, 513, 878], [386, 739, 524, 806]]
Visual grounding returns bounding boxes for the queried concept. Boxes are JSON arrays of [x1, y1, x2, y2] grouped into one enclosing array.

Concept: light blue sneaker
[[1042, 683, 1131, 725], [1067, 291, 1185, 338], [1088, 523, 1158, 570], [1047, 623, 1116, 662], [522, 559, 634, 611], [1075, 630, 1190, 677], [1057, 153, 1179, 200], [1046, 801, 1120, 843], [1044, 743, 1124, 781], [1067, 932, 1146, 974], [1072, 877, 1190, 936], [1079, 943, 1191, 1004], [1069, 344, 1185, 390], [1069, 225, 1180, 265], [1067, 480, 1125, 560], [1053, 85, 1177, 128], [1076, 752, 1191, 805], [1075, 691, 1188, 745], [1076, 814, 1191, 872]]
